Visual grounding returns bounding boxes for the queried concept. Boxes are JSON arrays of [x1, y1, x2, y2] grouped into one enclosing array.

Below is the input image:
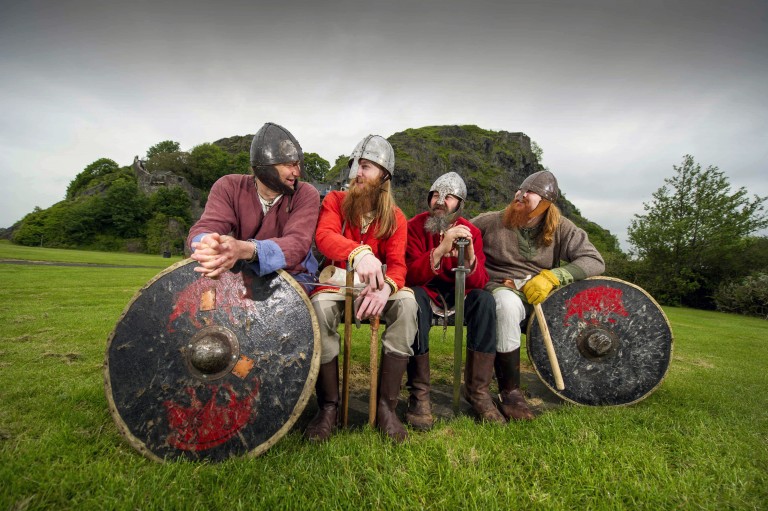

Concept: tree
[[104, 178, 150, 238], [188, 143, 230, 190], [628, 155, 767, 307], [303, 152, 331, 182], [149, 187, 192, 221], [145, 213, 188, 255], [146, 140, 181, 160], [145, 151, 189, 176], [326, 155, 350, 186], [66, 158, 120, 199]]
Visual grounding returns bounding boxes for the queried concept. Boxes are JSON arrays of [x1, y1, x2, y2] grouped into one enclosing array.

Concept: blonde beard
[[342, 180, 380, 227]]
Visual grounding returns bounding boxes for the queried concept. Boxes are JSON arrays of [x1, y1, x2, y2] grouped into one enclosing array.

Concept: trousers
[[492, 287, 531, 352], [411, 286, 496, 355], [311, 289, 418, 364]]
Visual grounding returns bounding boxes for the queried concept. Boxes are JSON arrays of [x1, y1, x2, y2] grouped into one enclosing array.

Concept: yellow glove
[[522, 269, 560, 305]]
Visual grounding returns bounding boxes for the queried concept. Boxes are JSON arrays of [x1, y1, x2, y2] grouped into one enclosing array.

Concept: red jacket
[[406, 212, 489, 304], [313, 191, 408, 294]]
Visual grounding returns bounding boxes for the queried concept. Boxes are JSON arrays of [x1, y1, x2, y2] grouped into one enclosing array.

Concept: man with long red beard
[[473, 170, 604, 420], [307, 135, 417, 443], [405, 172, 504, 428]]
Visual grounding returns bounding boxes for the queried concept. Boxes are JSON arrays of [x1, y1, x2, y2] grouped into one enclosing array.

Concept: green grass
[[1, 246, 767, 510], [0, 239, 181, 267]]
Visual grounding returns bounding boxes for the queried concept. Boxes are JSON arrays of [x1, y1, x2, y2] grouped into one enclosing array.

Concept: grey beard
[[424, 214, 452, 234]]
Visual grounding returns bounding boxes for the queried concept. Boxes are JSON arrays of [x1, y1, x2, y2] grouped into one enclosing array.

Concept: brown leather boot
[[376, 352, 409, 443], [462, 350, 505, 423], [404, 353, 434, 431], [495, 349, 534, 421], [305, 357, 339, 442]]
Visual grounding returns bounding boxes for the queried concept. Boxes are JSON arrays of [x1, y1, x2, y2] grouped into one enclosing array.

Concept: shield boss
[[527, 277, 672, 406], [104, 260, 320, 462]]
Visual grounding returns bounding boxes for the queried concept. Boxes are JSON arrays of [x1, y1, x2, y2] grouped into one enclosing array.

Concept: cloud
[[1, 0, 766, 250]]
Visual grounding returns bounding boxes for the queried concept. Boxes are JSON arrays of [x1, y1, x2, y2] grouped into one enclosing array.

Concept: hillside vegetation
[[5, 125, 622, 260]]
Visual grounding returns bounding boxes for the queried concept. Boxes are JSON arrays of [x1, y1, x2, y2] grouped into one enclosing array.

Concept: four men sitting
[[190, 125, 604, 441]]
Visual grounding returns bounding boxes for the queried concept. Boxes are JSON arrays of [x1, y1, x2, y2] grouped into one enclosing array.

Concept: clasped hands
[[190, 233, 250, 279], [432, 225, 475, 268]]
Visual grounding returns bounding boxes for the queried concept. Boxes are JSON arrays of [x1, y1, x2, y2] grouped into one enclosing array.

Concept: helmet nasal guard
[[428, 172, 467, 225]]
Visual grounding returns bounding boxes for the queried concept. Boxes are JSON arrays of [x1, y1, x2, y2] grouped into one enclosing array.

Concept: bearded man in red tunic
[[306, 135, 417, 444]]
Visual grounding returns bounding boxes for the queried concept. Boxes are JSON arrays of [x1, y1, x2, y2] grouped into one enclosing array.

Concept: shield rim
[[525, 276, 674, 407], [103, 258, 321, 462]]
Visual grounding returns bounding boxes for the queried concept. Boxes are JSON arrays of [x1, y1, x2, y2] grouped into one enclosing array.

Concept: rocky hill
[[7, 125, 620, 256], [213, 125, 620, 254]]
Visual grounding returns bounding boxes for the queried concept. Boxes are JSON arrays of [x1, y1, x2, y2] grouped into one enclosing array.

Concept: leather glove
[[522, 269, 560, 304]]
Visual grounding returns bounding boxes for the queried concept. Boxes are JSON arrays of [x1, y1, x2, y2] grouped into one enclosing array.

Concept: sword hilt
[[453, 237, 471, 274]]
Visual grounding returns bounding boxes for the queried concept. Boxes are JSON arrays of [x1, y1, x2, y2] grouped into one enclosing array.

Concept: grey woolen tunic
[[472, 211, 605, 292]]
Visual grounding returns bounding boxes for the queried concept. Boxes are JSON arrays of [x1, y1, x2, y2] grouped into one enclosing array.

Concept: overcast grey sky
[[1, 0, 766, 250]]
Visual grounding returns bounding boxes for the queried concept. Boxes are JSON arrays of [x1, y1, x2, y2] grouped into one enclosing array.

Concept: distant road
[[0, 258, 161, 269]]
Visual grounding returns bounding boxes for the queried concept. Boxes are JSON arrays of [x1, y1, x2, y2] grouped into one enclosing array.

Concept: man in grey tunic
[[472, 170, 604, 420]]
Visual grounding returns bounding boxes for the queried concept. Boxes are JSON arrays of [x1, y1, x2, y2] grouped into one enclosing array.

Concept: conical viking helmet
[[250, 122, 304, 195], [428, 172, 467, 205], [518, 170, 559, 202], [428, 171, 467, 225], [348, 135, 395, 180]]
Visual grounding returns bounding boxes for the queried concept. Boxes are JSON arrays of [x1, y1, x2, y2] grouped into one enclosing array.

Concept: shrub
[[714, 272, 768, 319]]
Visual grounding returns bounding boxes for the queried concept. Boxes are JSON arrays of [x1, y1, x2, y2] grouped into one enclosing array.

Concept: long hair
[[540, 203, 561, 247], [373, 180, 398, 238]]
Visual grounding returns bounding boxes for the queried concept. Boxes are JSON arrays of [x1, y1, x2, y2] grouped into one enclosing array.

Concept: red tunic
[[405, 212, 489, 304], [313, 191, 408, 294]]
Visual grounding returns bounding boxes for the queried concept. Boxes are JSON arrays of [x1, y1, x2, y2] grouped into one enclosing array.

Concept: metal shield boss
[[104, 260, 320, 462], [526, 277, 673, 406]]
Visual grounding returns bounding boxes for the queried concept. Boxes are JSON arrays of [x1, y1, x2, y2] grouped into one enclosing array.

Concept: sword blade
[[452, 238, 470, 415]]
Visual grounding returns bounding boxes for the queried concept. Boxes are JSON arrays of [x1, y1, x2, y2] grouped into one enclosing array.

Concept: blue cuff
[[189, 233, 207, 253], [247, 239, 286, 276]]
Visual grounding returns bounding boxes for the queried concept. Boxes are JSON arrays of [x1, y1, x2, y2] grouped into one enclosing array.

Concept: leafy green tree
[[145, 151, 189, 175], [66, 158, 120, 199], [146, 140, 181, 160], [104, 178, 150, 238], [61, 195, 106, 246], [230, 151, 251, 175], [188, 143, 230, 189], [324, 155, 350, 186], [145, 213, 188, 255], [12, 207, 48, 246], [303, 152, 331, 182], [149, 187, 192, 221], [628, 155, 767, 307]]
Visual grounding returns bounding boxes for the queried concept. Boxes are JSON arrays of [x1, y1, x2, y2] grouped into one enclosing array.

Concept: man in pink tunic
[[187, 122, 320, 290]]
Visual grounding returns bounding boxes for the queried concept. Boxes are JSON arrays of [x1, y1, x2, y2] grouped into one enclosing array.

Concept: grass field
[[1, 242, 766, 510]]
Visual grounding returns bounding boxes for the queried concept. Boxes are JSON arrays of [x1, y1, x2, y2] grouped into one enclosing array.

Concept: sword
[[452, 238, 470, 415]]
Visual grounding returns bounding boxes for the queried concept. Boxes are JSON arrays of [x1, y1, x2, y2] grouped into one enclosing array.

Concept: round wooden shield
[[526, 277, 673, 406], [104, 260, 320, 462]]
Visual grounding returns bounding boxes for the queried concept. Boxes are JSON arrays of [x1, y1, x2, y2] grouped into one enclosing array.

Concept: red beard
[[502, 200, 530, 228], [342, 179, 380, 226]]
